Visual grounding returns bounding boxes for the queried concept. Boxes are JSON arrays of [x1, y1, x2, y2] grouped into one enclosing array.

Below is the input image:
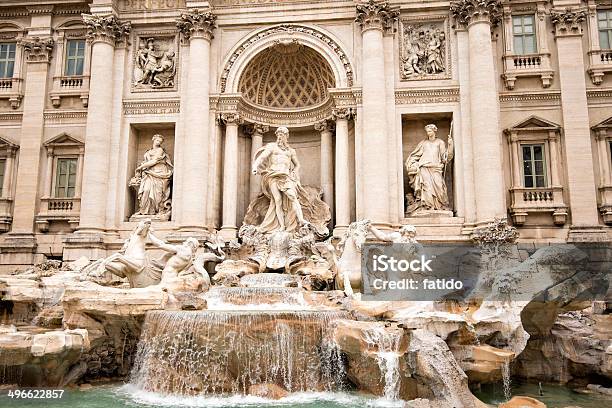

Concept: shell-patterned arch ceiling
[[238, 41, 336, 110]]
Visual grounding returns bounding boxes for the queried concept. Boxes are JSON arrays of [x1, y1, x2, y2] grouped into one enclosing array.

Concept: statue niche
[[405, 123, 454, 217], [130, 134, 173, 221], [133, 37, 177, 90]]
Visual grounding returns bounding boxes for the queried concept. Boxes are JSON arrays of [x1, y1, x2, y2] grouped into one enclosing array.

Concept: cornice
[[395, 87, 460, 104], [123, 99, 181, 115]]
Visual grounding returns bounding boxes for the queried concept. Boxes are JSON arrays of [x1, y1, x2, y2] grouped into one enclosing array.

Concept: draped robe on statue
[[405, 138, 450, 212], [137, 148, 173, 216], [243, 147, 330, 236]]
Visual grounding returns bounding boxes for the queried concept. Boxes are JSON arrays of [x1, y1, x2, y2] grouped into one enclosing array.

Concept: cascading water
[[501, 360, 512, 401], [363, 325, 402, 401], [204, 287, 309, 310], [129, 310, 349, 396]]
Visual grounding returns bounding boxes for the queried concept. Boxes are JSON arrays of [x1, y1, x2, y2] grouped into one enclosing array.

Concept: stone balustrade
[[502, 52, 553, 90], [35, 197, 81, 232], [510, 186, 568, 226]]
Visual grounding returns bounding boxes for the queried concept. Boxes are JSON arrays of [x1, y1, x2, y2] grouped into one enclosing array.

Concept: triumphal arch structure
[[0, 0, 611, 267]]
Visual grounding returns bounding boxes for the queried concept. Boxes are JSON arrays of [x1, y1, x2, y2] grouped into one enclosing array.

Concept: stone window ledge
[[502, 53, 554, 90], [49, 75, 90, 108], [0, 197, 13, 232], [509, 187, 568, 226], [35, 197, 80, 232], [599, 185, 612, 224], [0, 77, 23, 109], [588, 49, 612, 85]]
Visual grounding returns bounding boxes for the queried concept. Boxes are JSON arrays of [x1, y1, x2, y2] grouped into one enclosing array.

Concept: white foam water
[[362, 325, 402, 401], [204, 287, 311, 311]]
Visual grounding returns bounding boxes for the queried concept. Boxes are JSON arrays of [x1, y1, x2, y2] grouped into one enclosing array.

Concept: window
[[599, 11, 612, 49], [0, 158, 5, 197], [513, 15, 536, 55], [64, 39, 85, 77], [0, 43, 16, 79], [55, 158, 77, 198], [522, 144, 546, 188]]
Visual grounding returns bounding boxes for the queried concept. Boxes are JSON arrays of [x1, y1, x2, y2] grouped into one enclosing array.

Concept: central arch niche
[[238, 41, 336, 110]]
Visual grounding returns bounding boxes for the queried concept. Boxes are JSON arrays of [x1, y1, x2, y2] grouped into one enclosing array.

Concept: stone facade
[[0, 0, 611, 269]]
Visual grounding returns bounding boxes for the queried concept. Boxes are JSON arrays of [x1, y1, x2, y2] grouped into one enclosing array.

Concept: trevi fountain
[[0, 1, 610, 408]]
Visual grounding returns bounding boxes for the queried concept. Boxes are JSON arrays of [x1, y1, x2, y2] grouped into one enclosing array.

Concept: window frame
[[598, 9, 612, 50], [512, 14, 537, 55], [521, 143, 548, 188], [53, 156, 78, 199], [0, 42, 17, 79], [63, 39, 86, 77]]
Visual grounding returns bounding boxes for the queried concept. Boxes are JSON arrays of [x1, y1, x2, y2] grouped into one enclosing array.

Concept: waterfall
[[501, 360, 511, 401], [130, 310, 348, 396], [204, 287, 309, 310], [363, 325, 402, 401]]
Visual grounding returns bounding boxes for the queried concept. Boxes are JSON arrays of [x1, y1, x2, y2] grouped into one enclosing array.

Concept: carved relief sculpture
[[405, 124, 454, 216], [133, 37, 177, 89], [400, 20, 447, 80], [130, 134, 173, 221]]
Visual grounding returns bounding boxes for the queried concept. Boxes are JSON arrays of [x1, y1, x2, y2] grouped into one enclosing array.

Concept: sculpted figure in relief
[[130, 134, 173, 220], [245, 126, 330, 235], [134, 38, 176, 88], [401, 22, 446, 79], [405, 124, 454, 215]]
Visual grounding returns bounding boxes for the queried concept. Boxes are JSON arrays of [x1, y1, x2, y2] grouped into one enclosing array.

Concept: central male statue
[[251, 126, 306, 232], [245, 126, 330, 235]]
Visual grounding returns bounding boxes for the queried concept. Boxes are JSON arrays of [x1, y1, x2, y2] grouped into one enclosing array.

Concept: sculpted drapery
[[405, 124, 453, 214], [131, 134, 173, 219]]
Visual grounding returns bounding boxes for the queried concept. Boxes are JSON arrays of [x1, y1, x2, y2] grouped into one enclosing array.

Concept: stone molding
[[450, 0, 503, 27], [355, 1, 400, 33], [43, 110, 88, 124], [23, 37, 54, 64], [550, 8, 587, 37], [176, 9, 217, 42], [394, 88, 460, 105], [0, 113, 22, 123], [220, 24, 354, 93], [123, 100, 180, 115], [82, 14, 131, 46]]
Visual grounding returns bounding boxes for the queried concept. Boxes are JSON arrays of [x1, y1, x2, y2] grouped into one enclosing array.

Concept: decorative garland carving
[[550, 8, 587, 37], [450, 0, 503, 27], [220, 24, 354, 93], [355, 1, 400, 33], [82, 14, 131, 45], [176, 9, 217, 42]]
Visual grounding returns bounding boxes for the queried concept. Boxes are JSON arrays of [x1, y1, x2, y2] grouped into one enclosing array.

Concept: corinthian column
[[355, 0, 398, 226], [451, 0, 505, 224], [10, 37, 55, 235], [550, 8, 605, 240], [246, 123, 268, 202], [333, 108, 354, 233], [220, 113, 242, 240], [78, 14, 130, 234], [176, 9, 216, 231], [315, 119, 335, 216]]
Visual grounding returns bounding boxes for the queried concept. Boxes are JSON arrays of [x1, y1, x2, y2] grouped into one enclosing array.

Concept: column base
[[219, 226, 237, 241], [63, 232, 108, 261], [567, 226, 610, 243], [333, 225, 349, 238], [0, 234, 43, 272]]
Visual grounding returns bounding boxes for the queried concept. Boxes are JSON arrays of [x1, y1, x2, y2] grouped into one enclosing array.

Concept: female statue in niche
[[405, 124, 453, 215], [130, 134, 173, 220]]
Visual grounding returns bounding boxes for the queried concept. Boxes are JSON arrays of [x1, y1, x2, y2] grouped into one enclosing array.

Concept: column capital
[[332, 107, 356, 121], [315, 119, 335, 134], [219, 112, 242, 125], [22, 37, 54, 64], [176, 8, 217, 42], [355, 1, 399, 34], [243, 123, 269, 136], [550, 8, 587, 38], [450, 0, 502, 28], [82, 14, 131, 46]]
